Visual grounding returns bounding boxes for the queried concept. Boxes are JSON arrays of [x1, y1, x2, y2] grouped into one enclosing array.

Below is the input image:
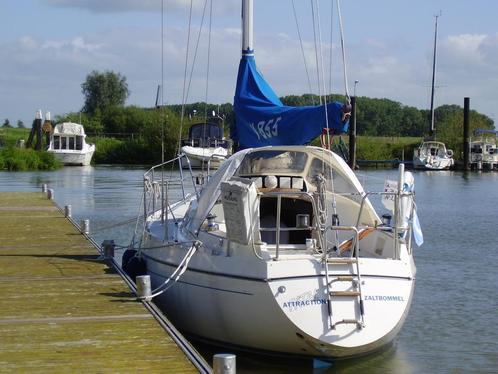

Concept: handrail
[[143, 154, 198, 223], [258, 187, 415, 261]]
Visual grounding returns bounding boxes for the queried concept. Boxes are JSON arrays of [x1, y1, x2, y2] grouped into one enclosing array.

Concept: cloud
[[44, 0, 239, 15], [0, 24, 241, 125]]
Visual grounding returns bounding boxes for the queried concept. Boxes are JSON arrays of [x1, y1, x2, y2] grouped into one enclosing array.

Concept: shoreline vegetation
[[1, 93, 494, 171]]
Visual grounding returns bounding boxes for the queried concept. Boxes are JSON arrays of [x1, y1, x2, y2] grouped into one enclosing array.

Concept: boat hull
[[180, 155, 224, 169], [142, 246, 415, 359], [180, 145, 228, 169], [50, 148, 95, 166], [413, 156, 453, 170]]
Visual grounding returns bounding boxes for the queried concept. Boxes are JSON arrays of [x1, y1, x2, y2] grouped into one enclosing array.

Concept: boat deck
[[0, 192, 202, 373]]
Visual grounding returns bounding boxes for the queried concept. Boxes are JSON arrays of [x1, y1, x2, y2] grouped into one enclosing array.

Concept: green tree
[[16, 120, 25, 128], [81, 70, 129, 114], [2, 119, 11, 128]]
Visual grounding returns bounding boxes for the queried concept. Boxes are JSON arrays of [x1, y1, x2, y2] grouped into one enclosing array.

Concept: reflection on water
[[1, 166, 497, 373]]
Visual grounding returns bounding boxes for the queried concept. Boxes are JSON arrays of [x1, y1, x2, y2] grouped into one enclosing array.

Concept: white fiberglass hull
[[49, 147, 95, 166], [142, 239, 415, 359], [180, 146, 228, 169], [413, 155, 453, 170]]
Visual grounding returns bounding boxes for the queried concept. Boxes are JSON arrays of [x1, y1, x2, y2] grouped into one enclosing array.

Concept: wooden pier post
[[349, 96, 357, 169], [463, 97, 470, 171]]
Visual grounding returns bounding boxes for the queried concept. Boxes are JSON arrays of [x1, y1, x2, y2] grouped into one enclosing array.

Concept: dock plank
[[0, 192, 200, 373]]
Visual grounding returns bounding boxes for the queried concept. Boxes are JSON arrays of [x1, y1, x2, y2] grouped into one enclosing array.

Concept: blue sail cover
[[233, 55, 349, 149]]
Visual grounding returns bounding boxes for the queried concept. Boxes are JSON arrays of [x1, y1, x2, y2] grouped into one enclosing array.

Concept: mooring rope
[[148, 240, 201, 298]]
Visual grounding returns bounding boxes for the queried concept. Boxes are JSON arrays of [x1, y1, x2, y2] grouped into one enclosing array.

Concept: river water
[[1, 165, 497, 373]]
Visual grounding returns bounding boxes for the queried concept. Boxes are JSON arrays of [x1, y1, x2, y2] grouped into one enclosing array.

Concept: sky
[[1, 0, 498, 127]]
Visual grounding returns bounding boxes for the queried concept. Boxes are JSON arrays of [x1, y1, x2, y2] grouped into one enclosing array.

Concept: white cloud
[[2, 19, 498, 127], [0, 24, 241, 125]]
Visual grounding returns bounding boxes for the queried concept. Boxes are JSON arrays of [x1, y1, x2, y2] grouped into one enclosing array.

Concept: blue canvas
[[233, 55, 349, 149]]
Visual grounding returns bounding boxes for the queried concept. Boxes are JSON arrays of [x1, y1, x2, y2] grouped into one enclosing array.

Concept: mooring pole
[[349, 96, 357, 169], [34, 110, 43, 151], [463, 97, 470, 171]]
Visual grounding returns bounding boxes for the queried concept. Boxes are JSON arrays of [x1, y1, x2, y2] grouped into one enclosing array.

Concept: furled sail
[[233, 54, 350, 149]]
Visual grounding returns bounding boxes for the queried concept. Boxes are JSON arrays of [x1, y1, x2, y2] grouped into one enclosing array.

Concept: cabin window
[[76, 136, 83, 150], [61, 137, 67, 150], [237, 150, 308, 175], [307, 158, 361, 203], [69, 137, 75, 150], [53, 135, 60, 149]]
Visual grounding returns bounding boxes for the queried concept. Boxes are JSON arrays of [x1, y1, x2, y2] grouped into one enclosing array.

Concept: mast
[[242, 0, 254, 56], [429, 13, 440, 139]]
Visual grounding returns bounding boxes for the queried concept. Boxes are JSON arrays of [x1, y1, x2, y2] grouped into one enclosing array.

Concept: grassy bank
[[0, 128, 61, 171], [0, 127, 30, 147], [0, 147, 61, 171], [2, 125, 423, 168], [356, 136, 421, 162]]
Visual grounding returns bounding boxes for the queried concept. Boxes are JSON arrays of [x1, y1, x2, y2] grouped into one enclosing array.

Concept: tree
[[2, 119, 11, 128], [17, 120, 25, 128], [81, 70, 129, 114]]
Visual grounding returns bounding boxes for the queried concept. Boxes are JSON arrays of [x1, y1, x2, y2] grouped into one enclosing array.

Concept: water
[[1, 166, 497, 373]]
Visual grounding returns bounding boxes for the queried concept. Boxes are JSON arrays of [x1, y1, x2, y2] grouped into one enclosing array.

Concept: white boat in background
[[48, 122, 95, 166], [413, 14, 454, 170], [470, 129, 498, 170], [413, 140, 454, 170], [180, 122, 232, 170], [122, 0, 423, 360]]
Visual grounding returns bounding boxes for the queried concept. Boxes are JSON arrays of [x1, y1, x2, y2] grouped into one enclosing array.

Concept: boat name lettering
[[249, 117, 281, 140], [283, 299, 327, 309], [365, 295, 404, 301]]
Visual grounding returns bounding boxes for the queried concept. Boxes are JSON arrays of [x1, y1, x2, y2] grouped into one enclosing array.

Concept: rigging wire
[[311, 0, 342, 251], [161, 0, 165, 164], [291, 0, 315, 105], [203, 0, 213, 124], [201, 0, 213, 173], [328, 0, 335, 95], [310, 0, 322, 105], [184, 0, 209, 108], [315, 0, 330, 133], [178, 0, 195, 155], [160, 0, 166, 223], [336, 0, 350, 103]]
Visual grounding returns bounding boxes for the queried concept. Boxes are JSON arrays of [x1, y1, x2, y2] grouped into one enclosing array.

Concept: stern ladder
[[323, 226, 365, 329]]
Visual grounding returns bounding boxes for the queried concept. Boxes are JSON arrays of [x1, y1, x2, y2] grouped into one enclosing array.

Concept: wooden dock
[[0, 192, 206, 373]]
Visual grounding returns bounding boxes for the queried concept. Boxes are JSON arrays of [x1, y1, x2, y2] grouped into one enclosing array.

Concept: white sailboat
[[413, 14, 454, 170], [123, 0, 422, 360], [413, 140, 454, 170]]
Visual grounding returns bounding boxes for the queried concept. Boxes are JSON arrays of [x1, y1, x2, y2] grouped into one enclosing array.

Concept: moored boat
[[122, 0, 423, 360], [180, 121, 232, 169], [413, 140, 454, 170], [412, 14, 454, 170], [126, 145, 421, 359], [47, 122, 95, 166], [469, 129, 498, 170]]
